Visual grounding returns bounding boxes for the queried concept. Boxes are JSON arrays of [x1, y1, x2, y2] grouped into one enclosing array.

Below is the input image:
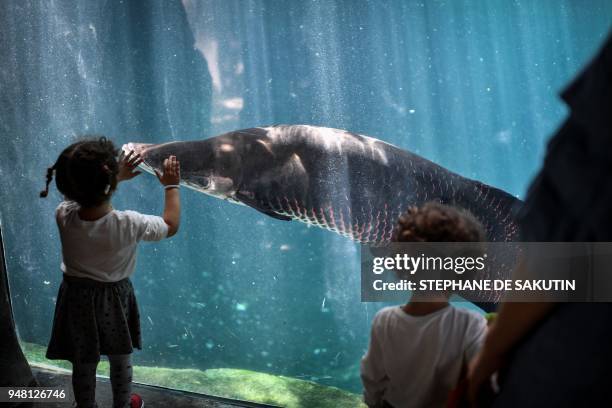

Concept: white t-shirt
[[56, 201, 169, 282], [361, 305, 487, 408]]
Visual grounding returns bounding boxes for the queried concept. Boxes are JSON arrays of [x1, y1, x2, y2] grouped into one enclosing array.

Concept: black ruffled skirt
[[46, 275, 141, 363]]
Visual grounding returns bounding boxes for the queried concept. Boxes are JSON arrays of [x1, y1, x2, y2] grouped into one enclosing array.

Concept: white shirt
[[361, 305, 487, 408], [56, 201, 169, 282]]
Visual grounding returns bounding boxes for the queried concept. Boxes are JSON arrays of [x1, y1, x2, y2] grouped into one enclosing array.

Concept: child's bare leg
[[108, 354, 133, 408], [72, 361, 97, 407]]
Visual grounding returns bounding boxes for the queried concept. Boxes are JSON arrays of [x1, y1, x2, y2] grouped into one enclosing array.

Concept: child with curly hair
[[361, 202, 488, 408], [40, 137, 180, 408]]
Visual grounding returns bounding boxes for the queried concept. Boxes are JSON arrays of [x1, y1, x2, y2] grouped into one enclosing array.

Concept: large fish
[[124, 125, 520, 245]]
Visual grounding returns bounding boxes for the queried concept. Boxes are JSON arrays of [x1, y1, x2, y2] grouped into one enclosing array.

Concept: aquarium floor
[[30, 366, 262, 408]]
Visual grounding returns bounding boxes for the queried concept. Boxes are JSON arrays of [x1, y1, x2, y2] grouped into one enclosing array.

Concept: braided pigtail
[[39, 166, 56, 198]]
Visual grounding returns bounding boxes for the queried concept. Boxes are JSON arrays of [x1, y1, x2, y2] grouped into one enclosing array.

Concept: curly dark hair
[[40, 136, 119, 208], [393, 202, 486, 243]]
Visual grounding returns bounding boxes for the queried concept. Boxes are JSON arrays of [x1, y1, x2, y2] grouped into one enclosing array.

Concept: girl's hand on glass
[[154, 155, 180, 186], [117, 150, 143, 182]]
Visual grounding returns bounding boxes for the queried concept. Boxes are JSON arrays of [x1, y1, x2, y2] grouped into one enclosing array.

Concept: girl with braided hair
[[40, 137, 181, 408]]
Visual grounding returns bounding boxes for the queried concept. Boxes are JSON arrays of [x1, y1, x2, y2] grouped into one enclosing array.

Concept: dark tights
[[72, 354, 132, 408]]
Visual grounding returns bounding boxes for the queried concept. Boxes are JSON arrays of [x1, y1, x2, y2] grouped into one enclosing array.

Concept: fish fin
[[263, 211, 292, 221], [234, 192, 292, 221]]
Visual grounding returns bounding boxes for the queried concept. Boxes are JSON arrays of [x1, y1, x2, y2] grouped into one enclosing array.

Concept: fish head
[[122, 138, 243, 199]]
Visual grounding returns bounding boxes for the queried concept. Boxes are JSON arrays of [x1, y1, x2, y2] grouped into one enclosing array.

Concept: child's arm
[[154, 156, 181, 237]]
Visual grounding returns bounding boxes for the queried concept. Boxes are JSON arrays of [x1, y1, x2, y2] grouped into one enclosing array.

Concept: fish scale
[[258, 177, 517, 244], [269, 194, 405, 244]]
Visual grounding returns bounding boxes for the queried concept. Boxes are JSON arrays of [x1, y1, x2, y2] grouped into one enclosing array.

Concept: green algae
[[21, 341, 365, 408]]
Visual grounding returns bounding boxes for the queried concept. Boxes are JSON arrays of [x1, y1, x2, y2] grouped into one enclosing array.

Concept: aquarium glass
[[1, 1, 611, 406]]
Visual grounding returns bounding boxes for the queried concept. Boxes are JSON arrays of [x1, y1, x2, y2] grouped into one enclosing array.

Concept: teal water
[[1, 0, 610, 397]]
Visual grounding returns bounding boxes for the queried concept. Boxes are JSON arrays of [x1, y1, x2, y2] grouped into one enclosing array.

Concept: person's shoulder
[[114, 208, 159, 220], [451, 305, 484, 319], [450, 306, 487, 328], [373, 306, 400, 322], [112, 209, 164, 228], [452, 305, 482, 317], [105, 209, 144, 225], [56, 200, 78, 211], [56, 200, 79, 219], [375, 306, 398, 316], [115, 209, 143, 218]]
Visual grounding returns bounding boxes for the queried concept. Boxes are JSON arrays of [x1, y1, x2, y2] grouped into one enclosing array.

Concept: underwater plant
[[21, 342, 366, 408]]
